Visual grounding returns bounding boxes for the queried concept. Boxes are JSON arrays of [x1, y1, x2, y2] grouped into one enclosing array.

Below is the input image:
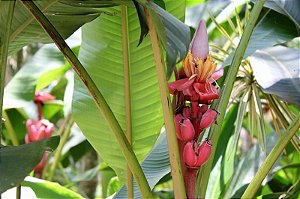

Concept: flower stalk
[[145, 8, 187, 199]]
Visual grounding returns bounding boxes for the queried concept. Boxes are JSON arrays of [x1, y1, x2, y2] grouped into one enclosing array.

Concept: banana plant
[[0, 0, 299, 198]]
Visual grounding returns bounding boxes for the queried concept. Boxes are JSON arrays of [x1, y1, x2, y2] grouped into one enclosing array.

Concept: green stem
[[2, 110, 19, 146], [121, 5, 133, 198], [20, 1, 153, 198], [242, 116, 300, 198], [145, 8, 186, 199], [199, 0, 265, 197], [0, 0, 15, 143], [47, 116, 73, 181]]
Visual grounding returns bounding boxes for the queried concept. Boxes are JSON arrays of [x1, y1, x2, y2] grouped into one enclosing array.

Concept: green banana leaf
[[72, 1, 185, 184]]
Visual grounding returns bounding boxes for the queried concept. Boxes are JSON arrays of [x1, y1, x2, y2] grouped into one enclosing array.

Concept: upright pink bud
[[200, 109, 218, 131], [190, 20, 209, 60], [180, 118, 195, 141]]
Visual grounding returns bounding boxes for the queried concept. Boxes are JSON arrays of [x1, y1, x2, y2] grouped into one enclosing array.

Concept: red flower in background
[[34, 91, 55, 103], [25, 119, 54, 143], [25, 91, 56, 174]]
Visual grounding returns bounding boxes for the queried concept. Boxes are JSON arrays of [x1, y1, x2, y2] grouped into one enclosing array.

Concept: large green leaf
[[73, 6, 162, 184], [21, 176, 83, 199], [113, 130, 170, 199], [0, 136, 60, 193], [73, 1, 185, 184], [0, 1, 101, 55], [250, 46, 300, 107]]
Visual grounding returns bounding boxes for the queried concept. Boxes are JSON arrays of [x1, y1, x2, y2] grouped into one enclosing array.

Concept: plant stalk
[[145, 8, 186, 199], [47, 115, 73, 181], [242, 115, 300, 198], [199, 0, 265, 197], [121, 5, 133, 198], [2, 110, 19, 146], [0, 0, 15, 143], [21, 1, 153, 198], [0, 2, 16, 198]]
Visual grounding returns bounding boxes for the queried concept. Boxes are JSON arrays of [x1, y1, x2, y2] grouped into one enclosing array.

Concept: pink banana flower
[[169, 20, 223, 103]]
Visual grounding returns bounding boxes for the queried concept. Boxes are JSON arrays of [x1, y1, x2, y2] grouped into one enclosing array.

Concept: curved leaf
[[0, 136, 60, 193], [21, 176, 83, 199], [263, 0, 300, 29], [113, 130, 170, 199], [250, 46, 300, 106], [0, 1, 101, 55]]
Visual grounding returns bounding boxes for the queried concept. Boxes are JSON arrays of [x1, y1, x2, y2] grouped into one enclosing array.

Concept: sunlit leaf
[[21, 176, 83, 198], [73, 6, 164, 183]]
